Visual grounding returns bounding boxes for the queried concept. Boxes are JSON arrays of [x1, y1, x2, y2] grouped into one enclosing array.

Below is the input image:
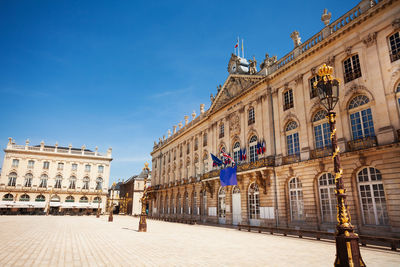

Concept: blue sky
[[0, 0, 359, 185]]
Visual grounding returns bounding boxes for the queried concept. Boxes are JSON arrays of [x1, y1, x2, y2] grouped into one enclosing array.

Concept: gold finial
[[317, 64, 333, 77], [112, 182, 116, 187], [143, 162, 150, 171]]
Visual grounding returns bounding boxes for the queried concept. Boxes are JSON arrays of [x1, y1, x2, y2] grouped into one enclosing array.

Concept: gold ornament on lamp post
[[314, 64, 365, 267], [138, 162, 151, 232]]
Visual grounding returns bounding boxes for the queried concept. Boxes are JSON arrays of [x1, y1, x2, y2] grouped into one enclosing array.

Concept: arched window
[[348, 95, 375, 140], [35, 195, 45, 202], [233, 142, 241, 163], [313, 110, 331, 149], [8, 172, 17, 187], [54, 175, 62, 188], [318, 173, 336, 223], [285, 121, 300, 156], [289, 178, 304, 221], [20, 194, 30, 201], [3, 193, 13, 201], [192, 191, 197, 215], [69, 176, 76, 189], [202, 190, 207, 216], [249, 136, 258, 162], [24, 173, 33, 187], [66, 195, 75, 202], [82, 177, 90, 190], [39, 174, 48, 188], [358, 167, 388, 225], [388, 31, 399, 62], [177, 193, 181, 214], [79, 196, 88, 203], [96, 177, 103, 190], [248, 183, 260, 219], [184, 191, 189, 214], [51, 195, 60, 202], [93, 196, 101, 203], [248, 107, 255, 125], [218, 187, 226, 219]]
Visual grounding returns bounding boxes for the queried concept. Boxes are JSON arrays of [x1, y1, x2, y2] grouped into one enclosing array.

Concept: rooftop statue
[[249, 57, 257, 74], [260, 53, 277, 69], [290, 31, 302, 48], [321, 8, 332, 26]]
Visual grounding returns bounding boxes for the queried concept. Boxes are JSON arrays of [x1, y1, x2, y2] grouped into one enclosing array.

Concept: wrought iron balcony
[[237, 156, 275, 172], [347, 136, 377, 152], [310, 146, 332, 159], [282, 154, 300, 165]]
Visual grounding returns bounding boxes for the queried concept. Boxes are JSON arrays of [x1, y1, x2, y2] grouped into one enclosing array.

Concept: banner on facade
[[219, 166, 237, 186]]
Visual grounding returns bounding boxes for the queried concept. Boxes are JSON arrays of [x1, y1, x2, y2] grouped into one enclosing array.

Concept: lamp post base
[[138, 214, 147, 232], [334, 230, 365, 267], [108, 213, 113, 222]]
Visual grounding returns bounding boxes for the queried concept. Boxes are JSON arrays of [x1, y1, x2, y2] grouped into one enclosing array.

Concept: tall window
[[8, 172, 17, 186], [85, 164, 91, 172], [27, 160, 35, 169], [57, 163, 64, 170], [177, 193, 181, 214], [20, 194, 30, 201], [318, 173, 336, 223], [309, 75, 320, 99], [98, 165, 104, 173], [192, 191, 197, 215], [233, 142, 241, 163], [289, 177, 304, 221], [43, 161, 50, 169], [24, 173, 33, 187], [248, 107, 255, 125], [203, 154, 208, 174], [286, 121, 300, 155], [69, 176, 76, 189], [313, 110, 331, 149], [82, 177, 90, 189], [194, 138, 198, 151], [12, 159, 19, 167], [96, 177, 103, 190], [249, 136, 258, 162], [358, 167, 388, 225], [348, 95, 375, 140], [39, 174, 48, 188], [54, 175, 62, 188], [202, 190, 207, 216], [184, 191, 189, 214], [171, 196, 175, 214], [71, 163, 78, 171], [343, 54, 362, 83], [203, 133, 208, 146], [218, 187, 226, 219], [219, 123, 224, 138], [388, 31, 400, 62], [248, 183, 260, 219], [283, 89, 294, 110]]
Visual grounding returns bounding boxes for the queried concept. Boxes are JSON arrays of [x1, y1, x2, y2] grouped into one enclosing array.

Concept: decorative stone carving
[[392, 18, 400, 30], [167, 129, 171, 137], [184, 115, 189, 125], [178, 122, 183, 129], [326, 56, 335, 67], [290, 31, 302, 48], [359, 153, 367, 165], [260, 53, 277, 69], [229, 112, 241, 137], [191, 110, 196, 120], [249, 57, 257, 74], [345, 46, 352, 56], [362, 32, 377, 47], [200, 104, 205, 114], [294, 74, 303, 86], [205, 181, 214, 198], [321, 8, 332, 26], [311, 67, 317, 76], [173, 125, 177, 134], [318, 161, 325, 173]]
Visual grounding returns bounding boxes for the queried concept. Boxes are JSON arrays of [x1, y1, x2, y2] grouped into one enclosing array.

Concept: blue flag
[[219, 166, 237, 186], [211, 153, 223, 166]]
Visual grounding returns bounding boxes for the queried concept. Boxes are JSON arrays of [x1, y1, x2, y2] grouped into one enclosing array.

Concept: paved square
[[0, 215, 398, 266]]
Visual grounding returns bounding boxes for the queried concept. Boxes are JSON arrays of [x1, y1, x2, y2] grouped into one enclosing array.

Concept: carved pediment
[[210, 75, 264, 113]]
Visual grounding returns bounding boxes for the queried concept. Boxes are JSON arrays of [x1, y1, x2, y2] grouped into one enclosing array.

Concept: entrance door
[[218, 187, 226, 224], [232, 186, 242, 225]]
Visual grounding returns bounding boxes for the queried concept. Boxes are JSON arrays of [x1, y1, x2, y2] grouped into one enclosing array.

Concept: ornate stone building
[[0, 138, 112, 215], [149, 0, 400, 237]]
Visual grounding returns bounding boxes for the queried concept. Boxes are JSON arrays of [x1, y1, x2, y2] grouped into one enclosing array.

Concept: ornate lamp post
[[314, 64, 365, 267], [108, 182, 116, 222], [138, 162, 151, 232]]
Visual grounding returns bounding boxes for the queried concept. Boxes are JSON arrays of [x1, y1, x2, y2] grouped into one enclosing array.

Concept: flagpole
[[242, 39, 244, 58]]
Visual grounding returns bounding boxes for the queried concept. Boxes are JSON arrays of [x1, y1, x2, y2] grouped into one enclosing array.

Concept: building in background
[[149, 0, 400, 238], [0, 138, 112, 215]]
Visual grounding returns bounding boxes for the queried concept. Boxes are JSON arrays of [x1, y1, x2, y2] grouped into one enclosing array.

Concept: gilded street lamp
[[138, 162, 151, 232], [108, 182, 116, 222], [314, 64, 365, 267]]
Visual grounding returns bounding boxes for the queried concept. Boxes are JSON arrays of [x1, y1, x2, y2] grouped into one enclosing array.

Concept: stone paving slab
[[0, 215, 398, 266]]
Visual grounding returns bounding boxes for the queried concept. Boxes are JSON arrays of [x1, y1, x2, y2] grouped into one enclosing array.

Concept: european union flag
[[211, 153, 223, 166], [219, 166, 237, 186]]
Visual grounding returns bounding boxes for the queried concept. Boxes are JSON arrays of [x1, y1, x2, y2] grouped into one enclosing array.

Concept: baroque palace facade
[[0, 138, 112, 215], [149, 0, 400, 237]]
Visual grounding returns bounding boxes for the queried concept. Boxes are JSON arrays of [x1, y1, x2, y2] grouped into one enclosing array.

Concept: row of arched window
[[1, 194, 101, 203], [7, 172, 103, 190]]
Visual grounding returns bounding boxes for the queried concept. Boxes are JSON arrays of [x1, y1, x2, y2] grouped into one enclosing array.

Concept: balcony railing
[[237, 157, 275, 172], [347, 136, 377, 152], [310, 146, 332, 159], [282, 154, 300, 165]]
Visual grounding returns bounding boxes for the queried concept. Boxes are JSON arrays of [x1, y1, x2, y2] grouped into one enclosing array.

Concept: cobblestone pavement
[[0, 215, 399, 267]]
